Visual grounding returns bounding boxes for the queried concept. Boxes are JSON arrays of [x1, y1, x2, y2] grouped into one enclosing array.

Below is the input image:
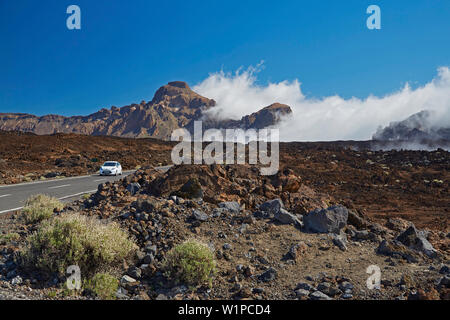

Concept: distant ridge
[[0, 81, 292, 140]]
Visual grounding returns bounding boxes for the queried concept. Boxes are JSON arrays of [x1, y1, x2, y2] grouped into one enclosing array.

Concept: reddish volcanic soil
[[279, 142, 449, 232], [0, 131, 174, 184]]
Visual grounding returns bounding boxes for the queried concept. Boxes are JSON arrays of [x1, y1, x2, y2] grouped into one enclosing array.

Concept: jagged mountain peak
[[150, 81, 216, 109]]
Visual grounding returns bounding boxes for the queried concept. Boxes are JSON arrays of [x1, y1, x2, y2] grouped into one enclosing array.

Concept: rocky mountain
[[0, 81, 292, 140], [197, 103, 292, 132], [373, 110, 450, 142]]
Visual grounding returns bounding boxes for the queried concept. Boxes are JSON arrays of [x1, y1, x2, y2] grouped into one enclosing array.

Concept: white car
[[99, 161, 123, 176]]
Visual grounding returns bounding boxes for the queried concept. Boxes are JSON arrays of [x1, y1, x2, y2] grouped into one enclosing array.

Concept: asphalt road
[[0, 171, 136, 214], [0, 165, 174, 214]]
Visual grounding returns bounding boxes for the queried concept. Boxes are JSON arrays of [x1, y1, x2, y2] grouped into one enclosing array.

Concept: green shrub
[[0, 232, 20, 245], [20, 213, 137, 277], [81, 193, 90, 200], [164, 239, 216, 287], [22, 194, 64, 224], [84, 273, 118, 300]]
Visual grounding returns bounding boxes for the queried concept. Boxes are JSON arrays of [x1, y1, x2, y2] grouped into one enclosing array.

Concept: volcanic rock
[[126, 183, 141, 195], [274, 208, 301, 226], [259, 199, 284, 215], [218, 201, 241, 213], [258, 268, 277, 282], [395, 225, 438, 258], [303, 205, 348, 234]]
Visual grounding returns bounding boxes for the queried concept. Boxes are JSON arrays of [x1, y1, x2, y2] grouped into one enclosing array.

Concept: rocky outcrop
[[372, 110, 450, 142], [0, 82, 292, 140], [197, 103, 293, 132]]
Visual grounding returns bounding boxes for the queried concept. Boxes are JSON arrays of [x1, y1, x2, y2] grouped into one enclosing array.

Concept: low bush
[[0, 232, 20, 245], [20, 212, 137, 277], [84, 273, 119, 300], [22, 194, 64, 224], [164, 239, 216, 287]]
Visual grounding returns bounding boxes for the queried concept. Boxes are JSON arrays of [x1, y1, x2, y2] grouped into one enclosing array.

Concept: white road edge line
[[48, 184, 71, 189], [0, 194, 12, 198], [0, 207, 24, 214], [0, 190, 98, 214], [58, 190, 97, 200]]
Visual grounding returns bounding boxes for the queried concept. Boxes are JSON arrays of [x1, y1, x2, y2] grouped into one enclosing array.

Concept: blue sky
[[0, 0, 449, 116]]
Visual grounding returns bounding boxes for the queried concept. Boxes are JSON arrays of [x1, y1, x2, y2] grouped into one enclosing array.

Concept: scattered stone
[[219, 202, 241, 213], [352, 230, 378, 242], [317, 282, 330, 292], [11, 276, 22, 286], [385, 217, 413, 232], [258, 268, 277, 282], [120, 275, 136, 285], [192, 209, 209, 222], [339, 281, 354, 292], [396, 226, 438, 258], [259, 199, 283, 215], [252, 288, 264, 294], [369, 223, 388, 236], [212, 208, 227, 218], [376, 240, 419, 263], [145, 244, 157, 255], [303, 205, 348, 234], [274, 208, 302, 226], [243, 266, 254, 277], [116, 287, 129, 299], [253, 210, 273, 219], [439, 265, 449, 275], [317, 282, 340, 297], [309, 290, 332, 300], [288, 242, 308, 261], [295, 289, 310, 298], [347, 210, 368, 229], [44, 172, 61, 178], [331, 233, 348, 251], [296, 282, 313, 291], [127, 266, 142, 279], [126, 183, 141, 195]]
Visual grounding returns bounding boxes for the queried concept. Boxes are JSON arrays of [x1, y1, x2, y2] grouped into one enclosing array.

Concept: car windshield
[[103, 162, 117, 167]]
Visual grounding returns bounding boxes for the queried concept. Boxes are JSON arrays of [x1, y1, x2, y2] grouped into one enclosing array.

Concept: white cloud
[[193, 65, 450, 141]]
